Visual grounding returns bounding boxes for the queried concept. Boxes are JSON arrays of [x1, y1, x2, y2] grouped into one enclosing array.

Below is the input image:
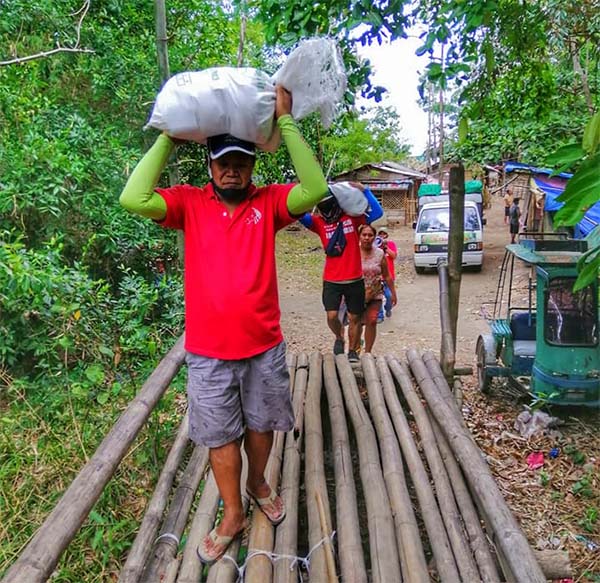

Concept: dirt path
[[280, 196, 510, 365]]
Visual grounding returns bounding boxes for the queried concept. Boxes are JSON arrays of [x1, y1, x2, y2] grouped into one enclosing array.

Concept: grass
[[0, 368, 187, 581], [276, 227, 324, 291]]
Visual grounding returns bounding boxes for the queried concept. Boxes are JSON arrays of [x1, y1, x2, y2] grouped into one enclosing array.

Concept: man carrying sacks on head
[[120, 86, 328, 563], [299, 182, 383, 362]]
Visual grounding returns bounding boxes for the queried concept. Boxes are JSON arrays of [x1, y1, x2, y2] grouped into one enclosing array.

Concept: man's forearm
[[278, 115, 328, 215], [119, 134, 173, 219]]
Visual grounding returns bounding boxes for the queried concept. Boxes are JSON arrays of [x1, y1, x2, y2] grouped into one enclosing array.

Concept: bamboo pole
[[2, 336, 186, 583], [303, 352, 335, 581], [141, 445, 210, 581], [437, 261, 455, 382], [363, 355, 429, 583], [322, 353, 367, 583], [273, 353, 309, 582], [206, 459, 251, 583], [316, 492, 338, 583], [406, 348, 546, 583], [386, 356, 480, 582], [377, 355, 459, 582], [447, 163, 465, 342], [176, 470, 221, 583], [422, 350, 520, 581], [335, 354, 402, 583], [428, 412, 501, 583], [424, 350, 501, 582], [120, 413, 191, 583], [244, 429, 286, 582]]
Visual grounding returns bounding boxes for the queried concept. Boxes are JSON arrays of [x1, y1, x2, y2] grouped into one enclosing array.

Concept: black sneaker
[[333, 338, 345, 355], [347, 350, 360, 363]]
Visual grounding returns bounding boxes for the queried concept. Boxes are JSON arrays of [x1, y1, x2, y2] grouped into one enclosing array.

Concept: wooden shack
[[332, 162, 426, 225]]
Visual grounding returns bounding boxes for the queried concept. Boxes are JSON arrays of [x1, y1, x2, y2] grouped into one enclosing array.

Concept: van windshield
[[417, 206, 480, 233]]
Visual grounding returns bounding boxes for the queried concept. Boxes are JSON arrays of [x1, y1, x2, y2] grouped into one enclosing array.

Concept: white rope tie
[[154, 532, 180, 546], [219, 530, 336, 582]]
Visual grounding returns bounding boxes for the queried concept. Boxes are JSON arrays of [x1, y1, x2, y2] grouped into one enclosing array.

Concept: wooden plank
[[2, 336, 186, 583]]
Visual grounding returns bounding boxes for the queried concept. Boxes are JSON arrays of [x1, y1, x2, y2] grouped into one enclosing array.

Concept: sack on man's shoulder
[[329, 182, 368, 217]]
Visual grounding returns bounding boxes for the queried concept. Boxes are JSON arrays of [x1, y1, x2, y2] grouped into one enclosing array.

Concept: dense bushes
[[0, 231, 183, 383]]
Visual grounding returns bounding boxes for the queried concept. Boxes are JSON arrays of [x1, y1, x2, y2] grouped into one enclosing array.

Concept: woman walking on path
[[358, 224, 397, 354]]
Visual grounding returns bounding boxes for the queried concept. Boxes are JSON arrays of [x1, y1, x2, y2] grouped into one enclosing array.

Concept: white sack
[[145, 68, 280, 151], [329, 182, 369, 217]]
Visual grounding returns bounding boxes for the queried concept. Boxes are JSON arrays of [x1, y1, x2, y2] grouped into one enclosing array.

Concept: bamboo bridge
[[2, 338, 571, 582]]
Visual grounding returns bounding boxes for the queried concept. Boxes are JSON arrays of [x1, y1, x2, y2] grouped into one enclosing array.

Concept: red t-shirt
[[385, 240, 397, 280], [156, 182, 295, 359], [308, 214, 365, 282]]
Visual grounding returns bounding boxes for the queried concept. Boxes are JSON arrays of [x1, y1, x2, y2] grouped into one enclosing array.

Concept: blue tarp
[[506, 162, 600, 237]]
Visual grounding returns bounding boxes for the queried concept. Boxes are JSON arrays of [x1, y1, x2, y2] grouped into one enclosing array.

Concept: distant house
[[332, 161, 427, 225], [503, 162, 572, 232]]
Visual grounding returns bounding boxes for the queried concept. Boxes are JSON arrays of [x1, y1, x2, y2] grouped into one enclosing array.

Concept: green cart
[[476, 233, 600, 407]]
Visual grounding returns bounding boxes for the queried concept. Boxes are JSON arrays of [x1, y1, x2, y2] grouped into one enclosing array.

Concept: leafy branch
[[546, 112, 600, 290], [0, 1, 94, 66]]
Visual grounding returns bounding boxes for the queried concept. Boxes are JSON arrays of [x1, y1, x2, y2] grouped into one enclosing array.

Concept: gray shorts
[[186, 341, 294, 448]]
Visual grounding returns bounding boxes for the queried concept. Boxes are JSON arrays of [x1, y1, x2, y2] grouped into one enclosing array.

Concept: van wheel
[[472, 264, 482, 273], [415, 265, 425, 274]]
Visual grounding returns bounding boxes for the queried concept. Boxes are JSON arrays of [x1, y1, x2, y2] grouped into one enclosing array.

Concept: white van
[[413, 199, 483, 273]]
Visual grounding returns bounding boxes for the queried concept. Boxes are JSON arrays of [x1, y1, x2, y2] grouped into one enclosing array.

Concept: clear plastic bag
[[273, 37, 347, 129]]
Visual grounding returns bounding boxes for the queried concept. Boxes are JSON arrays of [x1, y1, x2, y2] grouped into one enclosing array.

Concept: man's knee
[[326, 310, 340, 324]]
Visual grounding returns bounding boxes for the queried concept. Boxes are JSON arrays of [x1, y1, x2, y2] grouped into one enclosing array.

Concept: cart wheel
[[476, 335, 493, 394]]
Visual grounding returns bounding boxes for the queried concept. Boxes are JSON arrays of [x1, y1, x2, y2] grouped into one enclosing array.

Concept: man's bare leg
[[244, 428, 284, 517], [326, 310, 343, 341], [347, 312, 362, 352], [204, 441, 247, 554]]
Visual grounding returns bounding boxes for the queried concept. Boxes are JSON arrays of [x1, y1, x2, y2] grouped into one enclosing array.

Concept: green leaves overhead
[[582, 112, 600, 155]]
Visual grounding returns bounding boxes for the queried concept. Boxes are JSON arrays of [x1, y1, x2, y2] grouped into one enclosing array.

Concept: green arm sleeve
[[278, 115, 328, 215], [119, 134, 173, 220]]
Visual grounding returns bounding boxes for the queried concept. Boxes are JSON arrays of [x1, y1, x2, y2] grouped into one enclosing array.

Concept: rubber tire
[[472, 263, 483, 273], [476, 335, 492, 394], [415, 265, 426, 275]]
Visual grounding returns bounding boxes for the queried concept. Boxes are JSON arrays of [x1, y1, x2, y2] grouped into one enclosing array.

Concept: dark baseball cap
[[207, 134, 256, 160]]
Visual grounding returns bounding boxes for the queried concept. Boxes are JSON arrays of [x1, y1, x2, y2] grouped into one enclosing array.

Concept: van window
[[417, 206, 480, 233]]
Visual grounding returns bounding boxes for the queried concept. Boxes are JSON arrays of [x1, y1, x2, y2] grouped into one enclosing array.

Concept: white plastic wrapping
[[273, 37, 347, 129], [145, 38, 347, 150]]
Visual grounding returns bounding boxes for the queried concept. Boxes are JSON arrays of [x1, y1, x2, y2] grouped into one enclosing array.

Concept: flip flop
[[246, 486, 286, 526], [197, 523, 245, 565]]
